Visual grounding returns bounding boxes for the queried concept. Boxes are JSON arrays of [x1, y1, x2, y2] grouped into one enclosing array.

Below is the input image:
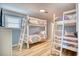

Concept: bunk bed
[[53, 9, 78, 56], [18, 16, 47, 51], [27, 17, 47, 44]]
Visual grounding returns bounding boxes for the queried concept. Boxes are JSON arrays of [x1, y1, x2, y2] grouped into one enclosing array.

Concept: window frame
[[4, 13, 23, 29]]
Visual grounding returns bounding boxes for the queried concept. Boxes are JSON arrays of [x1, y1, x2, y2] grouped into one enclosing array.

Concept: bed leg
[[27, 43, 29, 49]]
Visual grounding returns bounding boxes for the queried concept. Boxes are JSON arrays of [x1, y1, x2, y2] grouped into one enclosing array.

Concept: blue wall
[[12, 29, 21, 45]]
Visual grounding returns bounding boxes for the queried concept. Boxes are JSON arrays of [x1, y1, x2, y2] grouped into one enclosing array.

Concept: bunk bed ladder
[[52, 14, 62, 56], [18, 17, 28, 51]]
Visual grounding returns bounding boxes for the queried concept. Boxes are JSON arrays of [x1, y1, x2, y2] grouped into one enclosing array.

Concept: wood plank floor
[[12, 39, 78, 56], [12, 40, 53, 56]]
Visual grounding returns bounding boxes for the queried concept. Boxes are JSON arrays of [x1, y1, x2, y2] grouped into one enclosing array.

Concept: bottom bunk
[[25, 31, 47, 44], [62, 48, 77, 56]]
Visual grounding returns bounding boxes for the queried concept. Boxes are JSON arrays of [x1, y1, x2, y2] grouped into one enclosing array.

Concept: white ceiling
[[0, 3, 76, 20]]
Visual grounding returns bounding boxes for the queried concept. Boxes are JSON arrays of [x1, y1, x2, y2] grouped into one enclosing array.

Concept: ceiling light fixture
[[40, 10, 45, 13], [40, 9, 48, 13]]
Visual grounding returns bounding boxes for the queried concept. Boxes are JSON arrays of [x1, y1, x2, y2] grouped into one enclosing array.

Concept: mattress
[[29, 34, 41, 44], [29, 34, 47, 44]]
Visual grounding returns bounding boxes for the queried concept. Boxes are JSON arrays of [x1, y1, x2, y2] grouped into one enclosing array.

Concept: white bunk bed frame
[[52, 9, 77, 56], [63, 9, 77, 54], [27, 16, 47, 48], [19, 16, 47, 51]]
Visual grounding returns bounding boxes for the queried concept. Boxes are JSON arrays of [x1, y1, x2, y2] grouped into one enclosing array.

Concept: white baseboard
[[12, 44, 18, 47]]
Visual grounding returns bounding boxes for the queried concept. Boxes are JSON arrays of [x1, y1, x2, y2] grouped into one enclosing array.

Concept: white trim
[[12, 44, 18, 47], [77, 3, 79, 56]]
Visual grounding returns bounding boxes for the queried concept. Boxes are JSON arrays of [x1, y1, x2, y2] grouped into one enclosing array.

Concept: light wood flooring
[[12, 39, 53, 56], [12, 39, 76, 56]]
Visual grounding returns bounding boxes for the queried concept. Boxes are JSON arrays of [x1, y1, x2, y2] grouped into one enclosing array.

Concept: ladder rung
[[24, 40, 27, 43], [53, 49, 61, 53]]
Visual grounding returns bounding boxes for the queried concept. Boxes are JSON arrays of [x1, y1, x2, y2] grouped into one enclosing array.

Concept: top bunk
[[28, 17, 47, 27], [55, 9, 76, 26]]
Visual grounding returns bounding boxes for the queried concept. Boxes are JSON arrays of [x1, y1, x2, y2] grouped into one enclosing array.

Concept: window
[[5, 14, 22, 28]]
